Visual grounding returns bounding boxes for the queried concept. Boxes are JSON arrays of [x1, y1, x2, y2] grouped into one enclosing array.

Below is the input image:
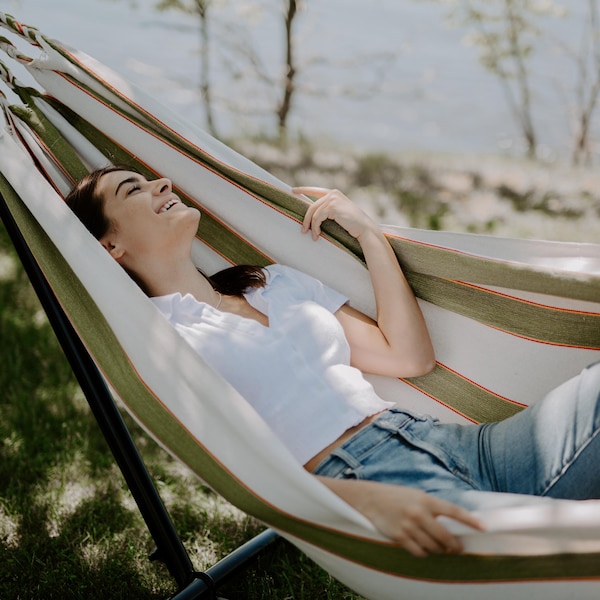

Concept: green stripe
[[407, 364, 524, 423], [52, 65, 600, 315], [10, 56, 598, 353], [50, 67, 309, 219], [11, 32, 600, 311], [407, 272, 600, 349], [46, 66, 347, 247], [8, 87, 88, 182], [390, 236, 600, 304]]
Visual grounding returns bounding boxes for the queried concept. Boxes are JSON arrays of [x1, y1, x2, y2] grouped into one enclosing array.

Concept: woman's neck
[[138, 257, 217, 304]]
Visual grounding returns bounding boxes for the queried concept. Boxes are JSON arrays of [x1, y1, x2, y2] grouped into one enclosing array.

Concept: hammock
[[1, 12, 600, 600]]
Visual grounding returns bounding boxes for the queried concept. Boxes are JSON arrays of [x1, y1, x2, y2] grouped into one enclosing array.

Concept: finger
[[418, 517, 463, 554], [407, 527, 445, 555], [302, 200, 326, 236], [399, 510, 461, 555], [292, 186, 331, 199], [307, 202, 335, 239], [301, 201, 316, 233], [436, 500, 485, 532], [302, 197, 334, 239], [401, 524, 455, 557], [402, 537, 429, 558], [424, 499, 485, 553]]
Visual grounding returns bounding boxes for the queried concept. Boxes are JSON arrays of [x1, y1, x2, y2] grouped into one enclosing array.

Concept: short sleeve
[[261, 264, 348, 314]]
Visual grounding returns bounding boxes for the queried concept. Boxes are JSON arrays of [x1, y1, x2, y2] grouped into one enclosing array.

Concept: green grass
[[0, 222, 364, 599]]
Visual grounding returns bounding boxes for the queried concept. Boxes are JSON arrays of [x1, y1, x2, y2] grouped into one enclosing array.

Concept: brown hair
[[65, 163, 128, 240], [65, 164, 266, 296]]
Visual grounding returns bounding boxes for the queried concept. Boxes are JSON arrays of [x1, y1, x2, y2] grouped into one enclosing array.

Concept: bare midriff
[[303, 410, 386, 473]]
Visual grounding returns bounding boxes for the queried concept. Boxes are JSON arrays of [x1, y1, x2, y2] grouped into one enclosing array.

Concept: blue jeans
[[314, 362, 600, 511]]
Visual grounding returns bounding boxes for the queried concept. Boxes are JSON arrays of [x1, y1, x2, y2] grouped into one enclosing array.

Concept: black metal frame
[[0, 192, 278, 599]]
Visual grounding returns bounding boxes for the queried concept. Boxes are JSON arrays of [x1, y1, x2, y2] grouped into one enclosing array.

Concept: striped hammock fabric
[[1, 12, 600, 599]]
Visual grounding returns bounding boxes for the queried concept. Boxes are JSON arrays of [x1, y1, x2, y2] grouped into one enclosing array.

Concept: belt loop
[[329, 447, 363, 470]]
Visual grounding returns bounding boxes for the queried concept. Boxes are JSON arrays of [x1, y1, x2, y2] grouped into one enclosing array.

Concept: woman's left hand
[[317, 477, 484, 557], [294, 187, 377, 241]]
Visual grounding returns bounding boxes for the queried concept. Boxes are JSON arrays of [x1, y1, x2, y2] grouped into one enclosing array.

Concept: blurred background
[[5, 0, 600, 241], [4, 0, 595, 158]]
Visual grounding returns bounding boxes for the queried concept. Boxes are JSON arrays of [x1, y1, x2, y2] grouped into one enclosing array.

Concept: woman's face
[[95, 170, 200, 269]]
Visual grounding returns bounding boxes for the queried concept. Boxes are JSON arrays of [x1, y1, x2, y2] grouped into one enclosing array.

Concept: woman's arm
[[295, 187, 435, 378], [296, 188, 475, 556], [317, 476, 484, 557]]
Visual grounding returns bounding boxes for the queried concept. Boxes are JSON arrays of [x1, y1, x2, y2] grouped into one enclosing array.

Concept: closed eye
[[115, 175, 145, 198]]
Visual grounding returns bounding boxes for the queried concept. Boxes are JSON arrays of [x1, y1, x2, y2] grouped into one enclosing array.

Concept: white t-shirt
[[151, 264, 392, 464]]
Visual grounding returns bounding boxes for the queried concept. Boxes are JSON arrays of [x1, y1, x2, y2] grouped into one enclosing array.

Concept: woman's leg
[[478, 361, 600, 499]]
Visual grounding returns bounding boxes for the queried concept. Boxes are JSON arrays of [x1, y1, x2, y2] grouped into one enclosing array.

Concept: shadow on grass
[[0, 491, 167, 600], [0, 226, 174, 599]]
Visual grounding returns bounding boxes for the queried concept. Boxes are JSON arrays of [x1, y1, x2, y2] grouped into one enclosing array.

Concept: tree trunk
[[196, 0, 217, 137], [571, 0, 600, 166], [505, 0, 537, 159], [277, 0, 298, 142]]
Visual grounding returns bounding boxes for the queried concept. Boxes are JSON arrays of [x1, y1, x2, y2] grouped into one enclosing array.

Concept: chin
[[183, 205, 201, 223], [184, 207, 201, 233]]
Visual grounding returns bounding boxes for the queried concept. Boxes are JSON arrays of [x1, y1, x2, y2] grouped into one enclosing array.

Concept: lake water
[[3, 0, 592, 160]]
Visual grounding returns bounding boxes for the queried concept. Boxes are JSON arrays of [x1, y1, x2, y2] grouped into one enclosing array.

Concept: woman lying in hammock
[[66, 165, 600, 559]]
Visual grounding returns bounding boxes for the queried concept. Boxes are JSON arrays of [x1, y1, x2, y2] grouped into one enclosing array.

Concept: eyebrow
[[114, 175, 142, 197]]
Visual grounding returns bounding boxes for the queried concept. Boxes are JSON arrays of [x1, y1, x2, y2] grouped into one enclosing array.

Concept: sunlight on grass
[[41, 456, 102, 538], [0, 251, 16, 281], [79, 538, 112, 570], [0, 503, 20, 548], [2, 431, 23, 457]]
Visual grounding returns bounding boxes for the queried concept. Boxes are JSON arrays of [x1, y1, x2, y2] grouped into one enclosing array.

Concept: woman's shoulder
[[261, 263, 325, 295], [259, 263, 347, 309], [263, 263, 317, 286], [150, 292, 207, 323]]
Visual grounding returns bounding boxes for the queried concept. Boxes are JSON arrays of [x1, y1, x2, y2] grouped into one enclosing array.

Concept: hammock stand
[[2, 12, 600, 600], [0, 191, 278, 599]]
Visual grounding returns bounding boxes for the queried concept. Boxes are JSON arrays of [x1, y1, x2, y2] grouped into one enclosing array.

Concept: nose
[[152, 177, 172, 195]]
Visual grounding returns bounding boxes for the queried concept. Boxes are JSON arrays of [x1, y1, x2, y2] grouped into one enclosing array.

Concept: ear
[[100, 236, 125, 261]]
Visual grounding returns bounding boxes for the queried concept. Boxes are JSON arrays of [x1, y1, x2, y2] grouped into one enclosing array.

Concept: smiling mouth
[[159, 199, 180, 213]]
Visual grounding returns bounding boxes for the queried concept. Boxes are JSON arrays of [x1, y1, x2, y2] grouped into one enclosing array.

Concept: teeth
[[160, 199, 178, 213]]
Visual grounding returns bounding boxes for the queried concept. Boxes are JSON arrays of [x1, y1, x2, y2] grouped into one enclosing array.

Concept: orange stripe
[[401, 361, 526, 424], [386, 229, 600, 280], [439, 361, 528, 408], [454, 279, 599, 317], [400, 376, 479, 423]]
